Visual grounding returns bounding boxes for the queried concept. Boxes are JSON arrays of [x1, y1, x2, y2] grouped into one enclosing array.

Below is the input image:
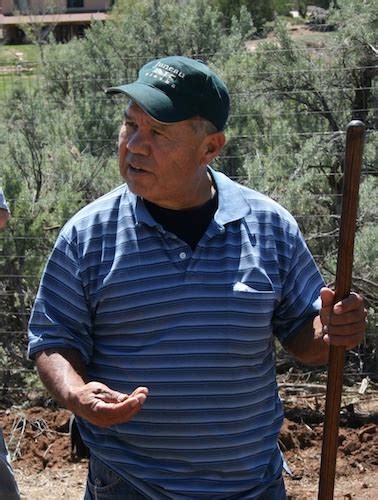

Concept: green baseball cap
[[105, 56, 230, 131]]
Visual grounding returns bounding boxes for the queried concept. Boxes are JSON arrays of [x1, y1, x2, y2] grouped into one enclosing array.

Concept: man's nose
[[127, 130, 150, 156]]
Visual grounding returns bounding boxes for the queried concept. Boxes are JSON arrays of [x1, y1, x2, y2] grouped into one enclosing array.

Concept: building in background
[[0, 1, 112, 43]]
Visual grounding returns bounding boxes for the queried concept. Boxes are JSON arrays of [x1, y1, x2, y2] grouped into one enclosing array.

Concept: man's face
[[118, 102, 212, 209]]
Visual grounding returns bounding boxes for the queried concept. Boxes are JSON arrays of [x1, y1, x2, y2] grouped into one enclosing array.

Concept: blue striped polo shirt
[[28, 168, 324, 499]]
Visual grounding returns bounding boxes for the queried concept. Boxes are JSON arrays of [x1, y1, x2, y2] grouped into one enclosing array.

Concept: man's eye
[[125, 121, 136, 130], [152, 129, 162, 136]]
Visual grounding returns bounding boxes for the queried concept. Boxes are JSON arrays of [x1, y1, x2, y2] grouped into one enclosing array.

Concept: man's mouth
[[128, 163, 146, 173]]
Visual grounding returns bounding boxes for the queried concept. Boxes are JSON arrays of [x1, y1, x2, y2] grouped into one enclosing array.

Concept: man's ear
[[200, 132, 226, 166]]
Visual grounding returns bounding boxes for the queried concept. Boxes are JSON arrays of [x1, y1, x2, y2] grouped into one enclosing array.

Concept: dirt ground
[[1, 396, 377, 500]]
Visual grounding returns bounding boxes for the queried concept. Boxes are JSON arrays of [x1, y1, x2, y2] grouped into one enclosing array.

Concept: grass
[[293, 29, 334, 46], [0, 43, 41, 66], [0, 44, 41, 101]]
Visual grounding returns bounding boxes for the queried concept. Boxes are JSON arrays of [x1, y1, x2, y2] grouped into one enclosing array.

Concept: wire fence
[[0, 38, 377, 407]]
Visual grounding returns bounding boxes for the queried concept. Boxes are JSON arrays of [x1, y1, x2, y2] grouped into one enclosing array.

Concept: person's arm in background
[[0, 209, 9, 230], [284, 287, 367, 366], [35, 347, 148, 428], [0, 188, 10, 230]]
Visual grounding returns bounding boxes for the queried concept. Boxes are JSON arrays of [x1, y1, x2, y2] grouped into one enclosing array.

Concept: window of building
[[67, 1, 84, 8], [15, 0, 31, 12]]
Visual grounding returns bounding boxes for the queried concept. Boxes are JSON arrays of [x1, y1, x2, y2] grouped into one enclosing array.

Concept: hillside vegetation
[[0, 0, 376, 404]]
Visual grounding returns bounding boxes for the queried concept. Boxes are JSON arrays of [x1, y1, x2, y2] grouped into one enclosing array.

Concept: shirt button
[[179, 252, 186, 260]]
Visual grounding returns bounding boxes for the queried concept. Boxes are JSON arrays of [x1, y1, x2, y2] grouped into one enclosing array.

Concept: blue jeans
[[84, 454, 286, 499], [255, 474, 286, 499], [0, 428, 20, 500], [84, 455, 146, 500]]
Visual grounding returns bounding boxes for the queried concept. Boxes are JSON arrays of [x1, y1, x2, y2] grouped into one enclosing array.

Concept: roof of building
[[0, 12, 108, 26]]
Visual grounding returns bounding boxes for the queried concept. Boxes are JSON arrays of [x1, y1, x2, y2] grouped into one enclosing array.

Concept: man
[[0, 188, 10, 230], [28, 56, 366, 499], [0, 188, 20, 500]]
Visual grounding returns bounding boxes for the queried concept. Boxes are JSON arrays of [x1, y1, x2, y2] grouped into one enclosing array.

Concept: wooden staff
[[318, 120, 366, 500]]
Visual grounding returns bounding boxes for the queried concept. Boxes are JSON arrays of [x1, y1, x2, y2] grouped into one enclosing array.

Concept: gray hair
[[190, 116, 218, 137]]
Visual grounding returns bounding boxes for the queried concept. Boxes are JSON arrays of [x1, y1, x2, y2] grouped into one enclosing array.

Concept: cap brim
[[105, 83, 194, 124]]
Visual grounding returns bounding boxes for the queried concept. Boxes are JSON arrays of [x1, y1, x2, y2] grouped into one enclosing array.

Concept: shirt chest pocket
[[227, 270, 277, 328], [233, 266, 276, 293]]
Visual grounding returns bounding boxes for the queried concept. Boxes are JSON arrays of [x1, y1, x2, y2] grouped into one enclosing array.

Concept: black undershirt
[[144, 193, 218, 250]]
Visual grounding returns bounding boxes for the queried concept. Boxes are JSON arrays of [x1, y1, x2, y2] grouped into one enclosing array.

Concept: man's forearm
[[284, 316, 329, 366], [0, 209, 10, 229], [35, 347, 149, 427], [284, 288, 367, 366], [35, 348, 88, 411]]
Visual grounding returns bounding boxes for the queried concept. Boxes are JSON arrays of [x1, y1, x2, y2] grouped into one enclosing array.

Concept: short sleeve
[[28, 232, 93, 363], [0, 189, 10, 211], [273, 228, 325, 345]]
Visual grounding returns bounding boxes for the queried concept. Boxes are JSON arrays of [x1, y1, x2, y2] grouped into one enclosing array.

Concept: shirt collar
[[209, 167, 251, 226], [128, 191, 158, 227], [127, 166, 251, 228]]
